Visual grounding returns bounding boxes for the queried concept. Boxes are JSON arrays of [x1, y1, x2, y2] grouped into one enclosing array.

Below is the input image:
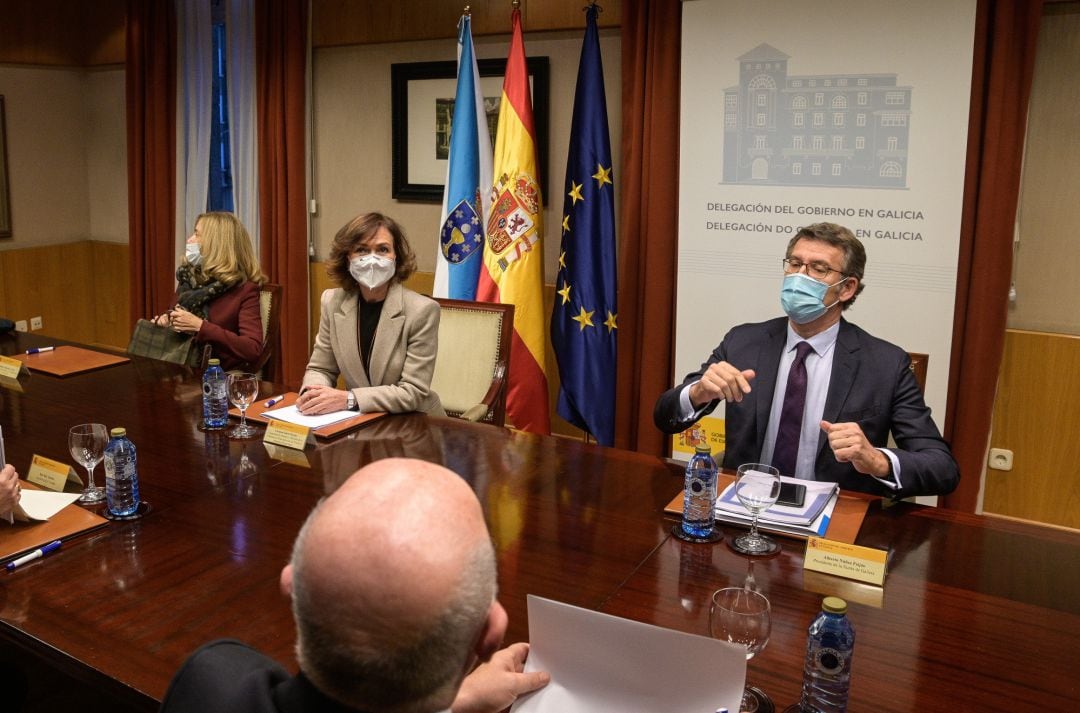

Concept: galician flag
[[550, 4, 617, 446], [477, 6, 550, 434], [434, 13, 493, 300]]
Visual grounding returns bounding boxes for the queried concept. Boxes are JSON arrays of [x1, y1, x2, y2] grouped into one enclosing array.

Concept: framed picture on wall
[[391, 57, 550, 203], [0, 96, 11, 238]]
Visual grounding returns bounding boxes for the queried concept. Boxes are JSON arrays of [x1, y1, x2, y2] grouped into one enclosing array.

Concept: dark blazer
[[169, 281, 263, 371], [160, 640, 361, 713], [654, 317, 959, 499]]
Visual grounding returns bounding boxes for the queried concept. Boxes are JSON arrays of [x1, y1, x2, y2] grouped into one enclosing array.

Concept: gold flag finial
[[464, 5, 471, 16], [512, 0, 521, 9]]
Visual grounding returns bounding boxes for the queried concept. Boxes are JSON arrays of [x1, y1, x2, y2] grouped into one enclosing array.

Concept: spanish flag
[[477, 6, 550, 434]]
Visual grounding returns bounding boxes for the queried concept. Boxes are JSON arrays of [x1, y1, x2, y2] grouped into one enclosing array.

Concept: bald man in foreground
[[160, 458, 550, 713]]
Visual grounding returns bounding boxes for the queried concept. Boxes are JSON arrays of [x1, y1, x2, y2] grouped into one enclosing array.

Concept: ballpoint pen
[[25, 346, 55, 354], [264, 395, 285, 407], [6, 540, 62, 572]]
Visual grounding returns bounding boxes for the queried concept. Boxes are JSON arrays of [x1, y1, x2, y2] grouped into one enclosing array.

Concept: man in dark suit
[[654, 222, 958, 498], [160, 458, 549, 713]]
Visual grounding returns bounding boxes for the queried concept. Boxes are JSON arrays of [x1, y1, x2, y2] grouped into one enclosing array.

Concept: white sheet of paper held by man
[[510, 595, 747, 713]]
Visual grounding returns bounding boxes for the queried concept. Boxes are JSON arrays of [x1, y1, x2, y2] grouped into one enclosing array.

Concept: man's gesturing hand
[[688, 362, 756, 408]]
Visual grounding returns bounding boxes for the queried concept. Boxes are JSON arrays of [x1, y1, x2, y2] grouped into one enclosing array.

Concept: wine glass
[[731, 463, 781, 556], [710, 586, 773, 712], [227, 372, 260, 439], [69, 423, 108, 503]]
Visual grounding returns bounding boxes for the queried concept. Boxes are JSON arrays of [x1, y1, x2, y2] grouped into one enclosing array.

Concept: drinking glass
[[731, 463, 781, 556], [227, 372, 260, 439], [69, 423, 108, 503], [710, 586, 773, 712]]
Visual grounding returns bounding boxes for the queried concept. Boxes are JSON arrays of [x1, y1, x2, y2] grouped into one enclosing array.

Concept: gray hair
[[290, 500, 497, 713]]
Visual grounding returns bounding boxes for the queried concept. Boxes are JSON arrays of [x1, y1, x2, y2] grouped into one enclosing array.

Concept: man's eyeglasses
[[781, 258, 844, 281]]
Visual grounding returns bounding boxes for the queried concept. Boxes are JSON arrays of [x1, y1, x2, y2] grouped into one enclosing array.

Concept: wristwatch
[[346, 391, 357, 411]]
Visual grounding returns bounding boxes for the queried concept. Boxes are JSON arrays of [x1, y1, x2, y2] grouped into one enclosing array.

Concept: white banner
[[674, 0, 976, 457]]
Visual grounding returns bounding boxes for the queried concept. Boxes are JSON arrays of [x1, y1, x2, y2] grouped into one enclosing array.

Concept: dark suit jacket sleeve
[[197, 282, 264, 369], [653, 343, 728, 434], [881, 352, 960, 498], [160, 640, 288, 713]]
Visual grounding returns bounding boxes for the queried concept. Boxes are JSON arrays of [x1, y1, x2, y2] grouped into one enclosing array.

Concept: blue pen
[[25, 346, 55, 355], [6, 540, 62, 571], [264, 395, 285, 407]]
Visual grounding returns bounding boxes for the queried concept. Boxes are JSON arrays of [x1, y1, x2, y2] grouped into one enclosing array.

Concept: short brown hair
[[786, 222, 866, 308], [327, 213, 417, 292]]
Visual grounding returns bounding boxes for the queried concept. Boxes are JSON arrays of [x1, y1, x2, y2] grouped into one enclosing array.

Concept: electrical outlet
[[30, 316, 43, 330], [988, 448, 1014, 471], [14, 320, 27, 332]]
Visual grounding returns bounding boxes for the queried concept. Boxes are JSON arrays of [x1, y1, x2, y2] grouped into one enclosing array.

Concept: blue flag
[[550, 5, 617, 446], [434, 14, 493, 300]]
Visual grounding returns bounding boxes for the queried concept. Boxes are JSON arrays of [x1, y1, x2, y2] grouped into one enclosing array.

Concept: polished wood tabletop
[[2, 332, 1079, 712]]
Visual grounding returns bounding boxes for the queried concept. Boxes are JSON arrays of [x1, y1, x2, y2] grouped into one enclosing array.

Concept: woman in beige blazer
[[297, 213, 445, 416]]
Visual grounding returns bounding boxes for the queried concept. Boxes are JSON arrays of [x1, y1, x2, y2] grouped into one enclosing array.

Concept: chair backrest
[[907, 352, 928, 393], [430, 298, 515, 426], [250, 283, 282, 377]]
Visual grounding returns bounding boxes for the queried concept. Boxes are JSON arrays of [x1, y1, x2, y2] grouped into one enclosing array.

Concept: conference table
[[1, 332, 1078, 712]]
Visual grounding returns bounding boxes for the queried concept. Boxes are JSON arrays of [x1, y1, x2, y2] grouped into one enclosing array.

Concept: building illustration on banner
[[722, 43, 912, 189]]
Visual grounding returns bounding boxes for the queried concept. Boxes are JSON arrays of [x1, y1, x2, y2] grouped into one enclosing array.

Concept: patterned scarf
[[175, 264, 232, 319]]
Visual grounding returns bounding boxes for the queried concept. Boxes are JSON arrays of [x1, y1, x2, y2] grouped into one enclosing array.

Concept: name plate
[[27, 454, 83, 492], [263, 419, 312, 450], [0, 355, 28, 379], [804, 537, 888, 586]]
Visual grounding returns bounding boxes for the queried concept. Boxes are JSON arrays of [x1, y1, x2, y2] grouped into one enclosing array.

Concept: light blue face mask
[[780, 273, 847, 324], [185, 241, 202, 266]]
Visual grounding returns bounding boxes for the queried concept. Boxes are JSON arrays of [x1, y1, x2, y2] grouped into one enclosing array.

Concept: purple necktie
[[772, 341, 814, 478]]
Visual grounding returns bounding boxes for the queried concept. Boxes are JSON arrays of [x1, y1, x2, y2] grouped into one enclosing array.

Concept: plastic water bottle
[[681, 442, 718, 538], [798, 596, 855, 712], [103, 427, 141, 516], [202, 358, 228, 429]]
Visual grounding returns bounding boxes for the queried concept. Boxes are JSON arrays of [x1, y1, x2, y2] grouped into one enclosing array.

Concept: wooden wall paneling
[[0, 242, 95, 343], [312, 0, 620, 47], [91, 240, 130, 349], [0, 0, 125, 66], [82, 0, 127, 66], [983, 329, 1080, 528]]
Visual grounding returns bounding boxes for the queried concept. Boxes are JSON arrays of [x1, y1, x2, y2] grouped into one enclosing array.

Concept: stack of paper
[[715, 476, 839, 537]]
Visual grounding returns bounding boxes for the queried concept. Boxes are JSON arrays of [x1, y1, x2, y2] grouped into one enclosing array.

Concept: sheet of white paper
[[262, 404, 356, 429], [14, 490, 82, 522], [511, 595, 747, 713]]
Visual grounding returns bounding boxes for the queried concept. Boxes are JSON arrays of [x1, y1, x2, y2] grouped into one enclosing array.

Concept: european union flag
[[550, 5, 617, 446]]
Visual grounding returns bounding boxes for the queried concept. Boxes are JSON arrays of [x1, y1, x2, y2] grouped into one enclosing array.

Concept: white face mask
[[349, 254, 395, 290], [185, 241, 202, 266]]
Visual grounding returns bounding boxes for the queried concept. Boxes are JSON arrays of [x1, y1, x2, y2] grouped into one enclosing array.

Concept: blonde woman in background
[[154, 212, 265, 371]]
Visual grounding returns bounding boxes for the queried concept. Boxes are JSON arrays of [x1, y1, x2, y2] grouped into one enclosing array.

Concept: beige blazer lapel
[[368, 282, 405, 386], [333, 292, 371, 388]]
